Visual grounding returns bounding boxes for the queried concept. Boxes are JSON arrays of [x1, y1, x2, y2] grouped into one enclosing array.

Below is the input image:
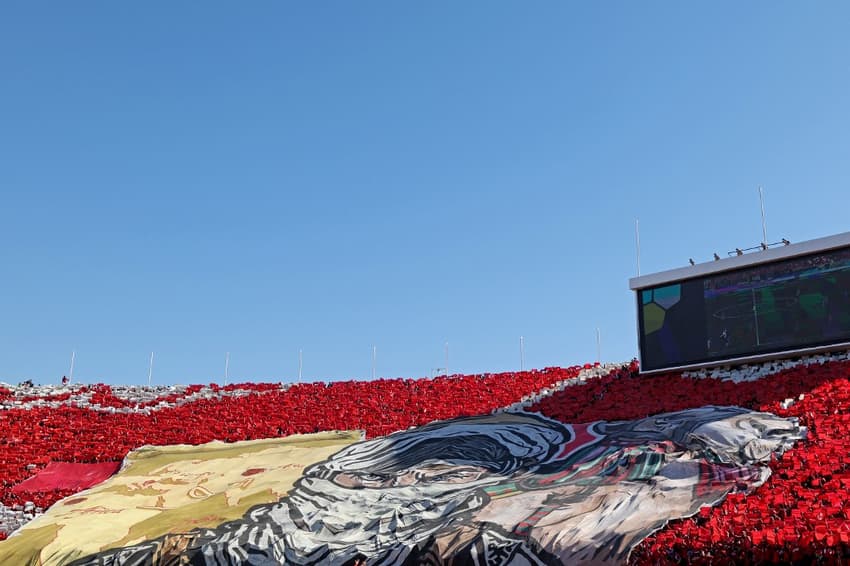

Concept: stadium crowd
[[2, 352, 850, 563]]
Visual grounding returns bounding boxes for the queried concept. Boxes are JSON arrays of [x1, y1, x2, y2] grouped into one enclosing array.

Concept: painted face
[[332, 463, 490, 489]]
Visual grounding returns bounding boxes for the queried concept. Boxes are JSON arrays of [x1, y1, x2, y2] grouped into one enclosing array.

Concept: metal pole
[[224, 352, 230, 385], [759, 186, 768, 247], [69, 350, 76, 383], [147, 352, 154, 388], [520, 336, 525, 371], [635, 219, 641, 276], [596, 328, 601, 364]]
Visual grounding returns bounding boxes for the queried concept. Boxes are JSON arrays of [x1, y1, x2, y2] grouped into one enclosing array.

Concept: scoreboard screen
[[635, 243, 850, 372]]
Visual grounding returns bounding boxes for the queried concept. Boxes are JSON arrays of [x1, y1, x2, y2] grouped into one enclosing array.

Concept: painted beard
[[197, 472, 507, 565]]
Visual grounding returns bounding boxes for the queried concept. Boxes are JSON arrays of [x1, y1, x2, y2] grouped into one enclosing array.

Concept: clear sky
[[2, 2, 850, 385]]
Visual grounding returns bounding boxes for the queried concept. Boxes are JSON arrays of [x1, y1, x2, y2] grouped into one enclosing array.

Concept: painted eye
[[359, 473, 385, 482], [434, 470, 473, 481]]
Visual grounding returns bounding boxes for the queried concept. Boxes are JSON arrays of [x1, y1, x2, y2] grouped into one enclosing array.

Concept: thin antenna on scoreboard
[[635, 219, 641, 276], [759, 186, 768, 248], [596, 328, 601, 364], [68, 350, 76, 383], [147, 352, 154, 388], [520, 336, 526, 372], [371, 345, 377, 380], [298, 349, 303, 383], [224, 352, 230, 386]]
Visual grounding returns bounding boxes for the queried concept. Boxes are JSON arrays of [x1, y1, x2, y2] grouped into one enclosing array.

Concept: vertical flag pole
[[635, 219, 641, 276], [520, 336, 525, 372], [224, 352, 230, 386], [148, 351, 154, 388], [69, 350, 76, 383], [759, 186, 768, 248], [596, 328, 601, 364]]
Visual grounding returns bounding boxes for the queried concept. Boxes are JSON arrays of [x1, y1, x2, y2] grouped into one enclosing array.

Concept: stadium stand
[[2, 352, 850, 563]]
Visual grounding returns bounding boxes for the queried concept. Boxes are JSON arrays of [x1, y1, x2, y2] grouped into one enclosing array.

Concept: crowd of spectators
[[3, 352, 850, 563]]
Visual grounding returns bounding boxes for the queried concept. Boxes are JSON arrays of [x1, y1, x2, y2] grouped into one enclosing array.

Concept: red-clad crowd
[[3, 357, 850, 563], [0, 365, 589, 535]]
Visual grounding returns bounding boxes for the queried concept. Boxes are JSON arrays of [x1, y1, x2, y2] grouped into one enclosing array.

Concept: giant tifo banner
[[0, 407, 803, 565]]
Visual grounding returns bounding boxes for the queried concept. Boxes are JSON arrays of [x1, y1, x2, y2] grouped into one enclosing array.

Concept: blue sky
[[2, 2, 849, 385]]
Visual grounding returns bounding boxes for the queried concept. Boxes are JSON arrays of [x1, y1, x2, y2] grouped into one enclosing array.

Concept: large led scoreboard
[[630, 232, 850, 373]]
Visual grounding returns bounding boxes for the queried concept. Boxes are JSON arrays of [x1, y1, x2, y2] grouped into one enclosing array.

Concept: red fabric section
[[11, 461, 120, 494]]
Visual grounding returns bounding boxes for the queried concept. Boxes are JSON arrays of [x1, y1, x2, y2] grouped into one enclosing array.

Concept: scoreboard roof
[[629, 231, 850, 291]]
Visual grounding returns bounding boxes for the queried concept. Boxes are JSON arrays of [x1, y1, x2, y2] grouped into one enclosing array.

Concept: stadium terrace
[[0, 353, 848, 563]]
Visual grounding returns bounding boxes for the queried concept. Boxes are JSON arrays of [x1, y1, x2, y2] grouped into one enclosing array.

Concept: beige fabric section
[[0, 430, 363, 566]]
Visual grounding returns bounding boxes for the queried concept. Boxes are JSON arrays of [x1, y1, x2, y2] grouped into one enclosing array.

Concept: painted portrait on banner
[[65, 406, 803, 565]]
